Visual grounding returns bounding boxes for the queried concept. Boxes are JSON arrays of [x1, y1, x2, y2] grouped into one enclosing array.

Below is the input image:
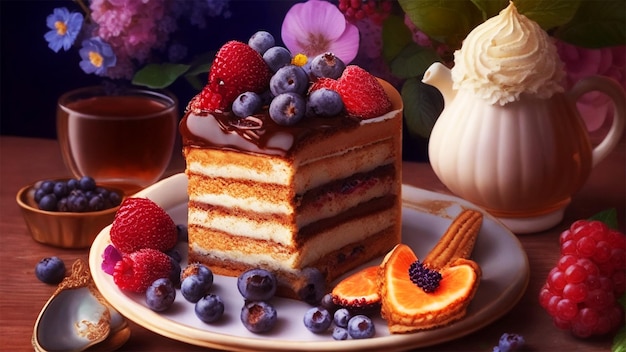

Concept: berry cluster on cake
[[180, 31, 403, 301]]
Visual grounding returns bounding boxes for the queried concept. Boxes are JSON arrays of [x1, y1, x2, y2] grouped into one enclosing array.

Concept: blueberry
[[320, 293, 337, 313], [263, 46, 292, 72], [88, 194, 105, 211], [248, 30, 275, 55], [332, 326, 349, 340], [35, 256, 66, 284], [78, 176, 96, 191], [181, 275, 208, 303], [67, 191, 88, 212], [237, 268, 277, 301], [306, 88, 344, 117], [269, 65, 308, 96], [240, 301, 278, 333], [38, 194, 58, 211], [303, 306, 332, 333], [310, 52, 346, 79], [33, 187, 47, 203], [166, 248, 182, 263], [57, 197, 69, 212], [269, 93, 306, 126], [176, 224, 188, 242], [333, 308, 351, 328], [497, 333, 525, 352], [168, 257, 182, 288], [66, 178, 78, 191], [347, 315, 375, 339], [39, 180, 55, 194], [53, 181, 69, 198], [108, 191, 122, 207], [295, 267, 326, 305], [182, 263, 214, 288], [145, 278, 176, 312], [232, 91, 263, 118], [195, 294, 224, 323]]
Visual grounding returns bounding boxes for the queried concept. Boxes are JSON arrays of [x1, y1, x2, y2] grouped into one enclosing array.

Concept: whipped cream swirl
[[451, 2, 565, 105]]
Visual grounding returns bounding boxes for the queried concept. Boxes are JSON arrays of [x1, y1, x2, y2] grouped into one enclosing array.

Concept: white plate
[[89, 173, 529, 351]]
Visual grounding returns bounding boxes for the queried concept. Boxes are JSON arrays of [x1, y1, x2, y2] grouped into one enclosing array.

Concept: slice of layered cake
[[180, 37, 403, 301]]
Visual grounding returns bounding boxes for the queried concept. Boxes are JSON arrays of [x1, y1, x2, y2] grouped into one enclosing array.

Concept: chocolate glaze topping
[[180, 109, 360, 157]]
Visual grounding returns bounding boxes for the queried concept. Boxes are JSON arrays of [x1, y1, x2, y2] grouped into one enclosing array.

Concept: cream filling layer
[[187, 159, 293, 185], [189, 137, 395, 195], [188, 208, 295, 246], [190, 193, 294, 215], [190, 208, 397, 270]]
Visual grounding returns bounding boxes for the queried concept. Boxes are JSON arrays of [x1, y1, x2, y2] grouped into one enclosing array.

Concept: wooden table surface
[[1, 135, 624, 351]]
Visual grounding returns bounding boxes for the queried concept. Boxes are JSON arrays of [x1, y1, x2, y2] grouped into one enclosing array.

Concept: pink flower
[[281, 0, 359, 64], [101, 244, 122, 275], [89, 0, 173, 79], [556, 40, 626, 132]]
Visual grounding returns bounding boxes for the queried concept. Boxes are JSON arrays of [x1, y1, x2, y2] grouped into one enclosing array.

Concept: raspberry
[[540, 218, 626, 337], [338, 0, 393, 25], [110, 197, 178, 254], [113, 248, 172, 293]]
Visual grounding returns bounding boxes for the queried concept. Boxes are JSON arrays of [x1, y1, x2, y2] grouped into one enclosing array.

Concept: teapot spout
[[423, 62, 456, 106]]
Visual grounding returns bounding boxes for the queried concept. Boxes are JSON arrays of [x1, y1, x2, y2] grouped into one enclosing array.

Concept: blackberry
[[408, 260, 442, 293]]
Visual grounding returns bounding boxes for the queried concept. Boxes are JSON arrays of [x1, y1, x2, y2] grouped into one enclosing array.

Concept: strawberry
[[198, 40, 272, 111], [113, 248, 172, 293], [309, 77, 339, 93], [311, 65, 391, 119], [110, 197, 177, 254]]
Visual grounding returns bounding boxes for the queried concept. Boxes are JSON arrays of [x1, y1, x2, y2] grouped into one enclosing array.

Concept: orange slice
[[332, 266, 380, 309], [379, 244, 481, 333]]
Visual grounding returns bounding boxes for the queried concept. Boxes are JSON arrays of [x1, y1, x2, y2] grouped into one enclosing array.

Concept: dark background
[[0, 0, 296, 139], [0, 0, 428, 160]]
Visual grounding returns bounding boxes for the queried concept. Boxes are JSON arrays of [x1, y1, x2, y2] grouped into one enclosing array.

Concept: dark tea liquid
[[57, 95, 177, 193]]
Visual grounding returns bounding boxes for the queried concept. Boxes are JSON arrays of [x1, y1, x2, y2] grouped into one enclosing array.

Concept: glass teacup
[[57, 86, 178, 194]]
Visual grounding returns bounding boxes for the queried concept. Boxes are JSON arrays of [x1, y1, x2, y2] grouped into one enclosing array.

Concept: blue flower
[[79, 38, 117, 76], [44, 7, 83, 53]]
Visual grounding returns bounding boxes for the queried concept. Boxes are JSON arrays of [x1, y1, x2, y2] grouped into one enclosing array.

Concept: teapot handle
[[568, 76, 626, 167]]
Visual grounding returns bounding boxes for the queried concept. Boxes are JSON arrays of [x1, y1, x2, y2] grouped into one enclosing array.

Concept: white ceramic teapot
[[422, 3, 625, 233]]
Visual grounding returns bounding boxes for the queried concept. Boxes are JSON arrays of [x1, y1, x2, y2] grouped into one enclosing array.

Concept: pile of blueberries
[[233, 31, 346, 126], [33, 176, 122, 212]]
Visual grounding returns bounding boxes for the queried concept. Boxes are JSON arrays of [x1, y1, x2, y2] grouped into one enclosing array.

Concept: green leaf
[[389, 43, 441, 79], [398, 0, 483, 48], [554, 0, 626, 48], [470, 0, 509, 20], [589, 208, 620, 230], [401, 77, 444, 139], [612, 294, 626, 352], [613, 323, 626, 352], [515, 0, 581, 30], [382, 14, 414, 63], [132, 63, 190, 89]]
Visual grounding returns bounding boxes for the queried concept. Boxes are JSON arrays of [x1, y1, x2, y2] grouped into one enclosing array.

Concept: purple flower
[[44, 7, 84, 53], [101, 244, 122, 275], [281, 0, 359, 64], [79, 37, 117, 76]]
